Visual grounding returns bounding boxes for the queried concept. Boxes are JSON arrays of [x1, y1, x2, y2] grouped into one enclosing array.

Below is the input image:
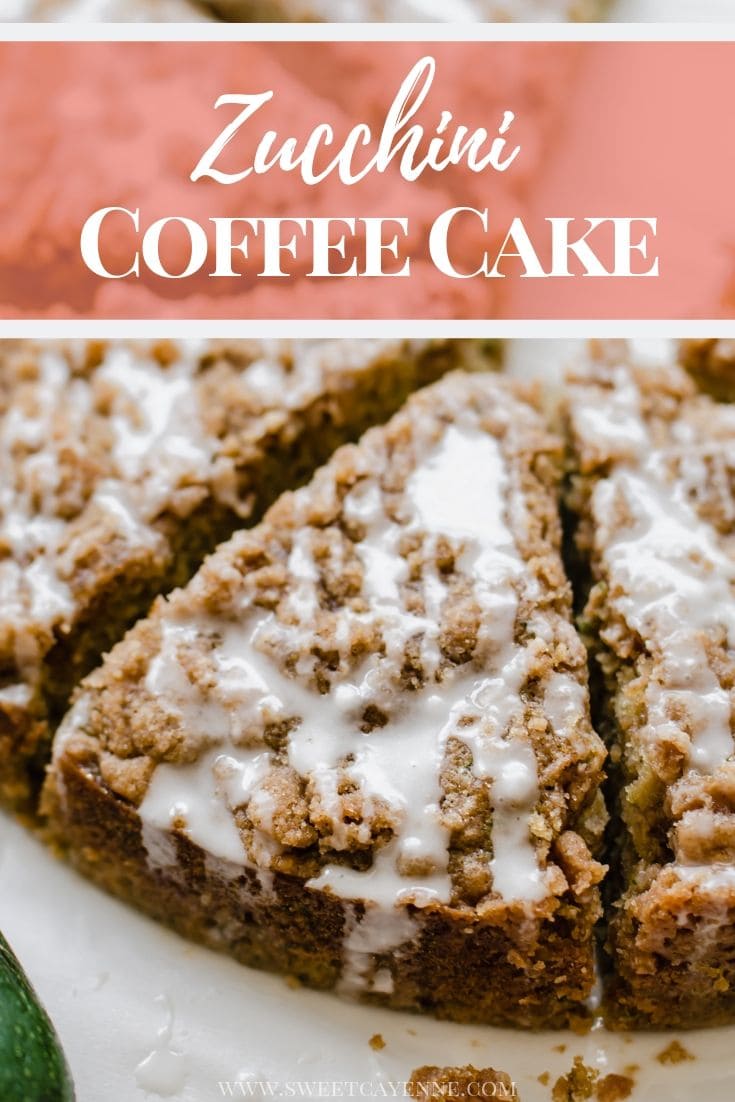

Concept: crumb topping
[[60, 372, 603, 917], [566, 347, 735, 873], [0, 336, 427, 699]]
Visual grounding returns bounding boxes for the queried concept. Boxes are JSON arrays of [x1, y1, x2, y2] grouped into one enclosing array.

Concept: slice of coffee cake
[[45, 371, 606, 1028], [0, 337, 458, 810], [565, 345, 735, 1029]]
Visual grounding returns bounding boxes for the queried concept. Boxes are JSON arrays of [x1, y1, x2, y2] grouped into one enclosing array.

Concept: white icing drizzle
[[1, 338, 427, 673], [138, 418, 566, 932], [569, 364, 649, 460], [338, 905, 418, 996], [142, 748, 273, 865], [666, 864, 735, 958], [3, 338, 414, 697], [543, 670, 587, 737], [0, 683, 32, 708], [140, 824, 180, 874], [583, 373, 735, 774], [95, 345, 213, 524], [224, 338, 424, 416], [134, 995, 187, 1101], [0, 350, 79, 663], [676, 864, 735, 892], [0, 343, 211, 680]]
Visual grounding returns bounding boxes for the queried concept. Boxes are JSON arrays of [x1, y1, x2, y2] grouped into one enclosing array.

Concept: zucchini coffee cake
[[4, 337, 735, 1031]]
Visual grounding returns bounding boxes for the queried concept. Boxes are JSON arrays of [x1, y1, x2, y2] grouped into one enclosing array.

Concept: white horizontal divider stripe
[[1, 21, 735, 40], [0, 321, 734, 339]]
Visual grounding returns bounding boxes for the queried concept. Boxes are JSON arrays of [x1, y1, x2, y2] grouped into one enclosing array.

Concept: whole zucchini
[[0, 932, 75, 1102]]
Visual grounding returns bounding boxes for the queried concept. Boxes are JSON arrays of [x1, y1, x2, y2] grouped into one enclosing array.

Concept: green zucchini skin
[[0, 932, 75, 1102]]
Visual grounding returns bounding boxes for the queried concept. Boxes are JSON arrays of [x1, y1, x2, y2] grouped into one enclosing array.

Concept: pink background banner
[[0, 40, 734, 320]]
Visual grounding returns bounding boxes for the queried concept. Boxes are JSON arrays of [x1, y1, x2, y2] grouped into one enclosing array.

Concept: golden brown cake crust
[[46, 371, 606, 1029]]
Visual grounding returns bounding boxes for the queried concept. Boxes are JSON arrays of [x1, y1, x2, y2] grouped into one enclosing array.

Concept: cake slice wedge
[[45, 371, 606, 1029], [564, 344, 735, 1029], [0, 337, 460, 812]]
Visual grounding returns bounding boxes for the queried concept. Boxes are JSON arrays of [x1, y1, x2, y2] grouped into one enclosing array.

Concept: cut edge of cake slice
[[44, 369, 606, 1029], [563, 341, 735, 1030]]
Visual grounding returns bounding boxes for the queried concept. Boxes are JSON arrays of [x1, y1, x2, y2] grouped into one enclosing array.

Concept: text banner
[[0, 40, 733, 320]]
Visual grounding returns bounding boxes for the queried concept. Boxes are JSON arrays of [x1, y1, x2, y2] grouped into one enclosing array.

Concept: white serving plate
[[2, 812, 734, 1102]]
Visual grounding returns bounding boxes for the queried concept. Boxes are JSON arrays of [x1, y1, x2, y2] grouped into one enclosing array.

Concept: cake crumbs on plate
[[369, 1034, 385, 1051], [551, 1059, 635, 1102], [655, 1040, 695, 1066], [596, 1074, 634, 1102], [551, 1057, 597, 1101]]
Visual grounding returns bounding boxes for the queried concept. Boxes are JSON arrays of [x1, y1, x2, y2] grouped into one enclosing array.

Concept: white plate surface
[[2, 813, 734, 1102]]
